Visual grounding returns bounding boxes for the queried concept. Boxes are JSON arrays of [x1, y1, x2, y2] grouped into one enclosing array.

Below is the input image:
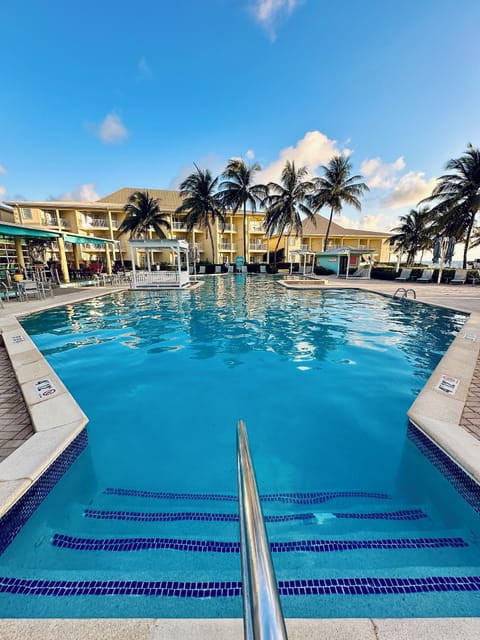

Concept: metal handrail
[[237, 419, 288, 639]]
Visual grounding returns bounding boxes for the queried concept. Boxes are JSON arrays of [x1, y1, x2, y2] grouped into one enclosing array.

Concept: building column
[[57, 236, 70, 284], [105, 243, 112, 274], [15, 237, 25, 269], [73, 244, 81, 269]]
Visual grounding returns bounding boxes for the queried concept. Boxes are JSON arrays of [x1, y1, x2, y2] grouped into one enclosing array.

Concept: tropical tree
[[421, 144, 480, 268], [262, 161, 315, 265], [389, 207, 433, 266], [175, 165, 225, 264], [118, 191, 171, 239], [218, 159, 266, 261], [308, 155, 369, 251]]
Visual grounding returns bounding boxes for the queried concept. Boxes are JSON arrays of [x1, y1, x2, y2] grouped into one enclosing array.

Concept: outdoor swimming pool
[[1, 275, 479, 618]]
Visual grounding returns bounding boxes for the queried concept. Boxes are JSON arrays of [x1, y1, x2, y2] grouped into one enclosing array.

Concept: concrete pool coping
[[1, 280, 480, 638]]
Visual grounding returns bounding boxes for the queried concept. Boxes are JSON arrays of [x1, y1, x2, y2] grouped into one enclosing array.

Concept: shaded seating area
[[416, 269, 434, 282], [129, 239, 191, 289], [395, 268, 412, 281]]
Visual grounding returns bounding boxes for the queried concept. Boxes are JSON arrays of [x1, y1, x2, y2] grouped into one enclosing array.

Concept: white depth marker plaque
[[436, 375, 459, 395], [35, 378, 58, 399]]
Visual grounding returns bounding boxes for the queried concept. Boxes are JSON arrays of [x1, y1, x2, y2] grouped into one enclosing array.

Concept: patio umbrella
[[432, 237, 441, 264], [444, 237, 455, 266]]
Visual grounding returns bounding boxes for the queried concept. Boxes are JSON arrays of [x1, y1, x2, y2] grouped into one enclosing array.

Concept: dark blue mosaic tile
[[51, 533, 467, 554], [104, 487, 391, 505], [408, 421, 480, 515], [83, 510, 316, 523], [84, 508, 425, 523], [0, 574, 479, 598], [0, 429, 88, 556]]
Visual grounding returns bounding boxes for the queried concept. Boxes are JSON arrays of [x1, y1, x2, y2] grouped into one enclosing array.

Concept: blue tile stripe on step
[[0, 429, 88, 556], [52, 533, 468, 553], [83, 508, 427, 522], [104, 488, 391, 504], [0, 575, 479, 597], [408, 420, 480, 515]]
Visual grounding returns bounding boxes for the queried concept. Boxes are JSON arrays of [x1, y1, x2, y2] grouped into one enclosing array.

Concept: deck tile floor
[[0, 343, 34, 463]]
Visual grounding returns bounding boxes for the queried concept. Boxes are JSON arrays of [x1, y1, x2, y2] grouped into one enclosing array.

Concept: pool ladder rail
[[393, 287, 416, 299], [237, 419, 288, 640]]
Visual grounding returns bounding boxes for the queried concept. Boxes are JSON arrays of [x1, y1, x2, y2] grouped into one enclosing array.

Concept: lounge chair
[[395, 268, 412, 281], [349, 266, 370, 279], [259, 265, 267, 274], [215, 265, 222, 274], [416, 269, 434, 283], [18, 279, 44, 301], [198, 266, 206, 274], [449, 269, 467, 284], [227, 265, 234, 273]]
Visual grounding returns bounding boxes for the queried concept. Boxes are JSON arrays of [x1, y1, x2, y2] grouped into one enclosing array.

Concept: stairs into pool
[[2, 485, 480, 618]]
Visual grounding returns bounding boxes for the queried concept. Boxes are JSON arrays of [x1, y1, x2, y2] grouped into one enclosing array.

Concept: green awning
[[63, 233, 115, 245], [0, 223, 60, 240]]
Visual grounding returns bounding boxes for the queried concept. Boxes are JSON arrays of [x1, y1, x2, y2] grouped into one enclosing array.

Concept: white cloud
[[137, 56, 154, 81], [0, 186, 6, 196], [246, 149, 255, 160], [56, 183, 100, 202], [0, 165, 7, 175], [382, 171, 437, 209], [335, 213, 394, 232], [256, 130, 349, 184], [98, 113, 128, 144], [360, 156, 405, 189], [250, 0, 303, 39]]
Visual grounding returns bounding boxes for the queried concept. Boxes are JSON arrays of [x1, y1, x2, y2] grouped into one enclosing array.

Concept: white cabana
[[129, 239, 190, 289], [289, 249, 316, 276]]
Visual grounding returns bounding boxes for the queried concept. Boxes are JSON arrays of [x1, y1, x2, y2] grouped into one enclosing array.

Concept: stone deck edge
[[407, 312, 480, 484], [0, 314, 88, 518], [2, 617, 480, 639]]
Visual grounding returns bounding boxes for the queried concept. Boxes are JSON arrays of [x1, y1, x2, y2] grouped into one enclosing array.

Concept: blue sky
[[1, 0, 480, 239]]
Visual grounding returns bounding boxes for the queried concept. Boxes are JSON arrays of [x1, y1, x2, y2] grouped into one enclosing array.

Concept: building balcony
[[220, 243, 235, 251], [80, 243, 106, 251], [223, 224, 236, 233], [249, 243, 267, 252], [172, 220, 188, 231], [249, 222, 264, 233]]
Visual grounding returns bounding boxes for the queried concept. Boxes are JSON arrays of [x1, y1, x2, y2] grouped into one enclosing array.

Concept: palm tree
[[309, 156, 369, 251], [389, 207, 432, 266], [218, 159, 266, 262], [262, 161, 315, 265], [421, 144, 480, 268], [176, 165, 225, 264], [118, 191, 171, 239]]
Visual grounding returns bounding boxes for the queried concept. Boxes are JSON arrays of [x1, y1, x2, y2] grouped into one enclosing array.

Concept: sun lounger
[[349, 267, 370, 279], [449, 269, 467, 284], [416, 269, 433, 283], [395, 268, 412, 281]]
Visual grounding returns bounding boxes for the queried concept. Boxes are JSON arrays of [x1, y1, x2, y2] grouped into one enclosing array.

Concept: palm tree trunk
[[206, 218, 216, 264], [273, 224, 286, 266], [243, 202, 247, 263], [323, 207, 335, 252], [463, 214, 476, 269]]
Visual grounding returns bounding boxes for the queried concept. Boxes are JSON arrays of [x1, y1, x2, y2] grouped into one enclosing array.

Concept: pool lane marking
[[83, 508, 428, 522], [1, 574, 479, 597], [52, 533, 467, 553], [103, 488, 392, 504]]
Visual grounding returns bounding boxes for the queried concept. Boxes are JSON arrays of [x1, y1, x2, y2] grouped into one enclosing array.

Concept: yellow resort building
[[1, 188, 392, 282]]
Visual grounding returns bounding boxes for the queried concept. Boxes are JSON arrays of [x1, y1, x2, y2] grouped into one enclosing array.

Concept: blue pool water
[[1, 275, 480, 618]]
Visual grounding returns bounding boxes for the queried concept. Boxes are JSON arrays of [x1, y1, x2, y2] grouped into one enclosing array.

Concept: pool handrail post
[[237, 419, 288, 640]]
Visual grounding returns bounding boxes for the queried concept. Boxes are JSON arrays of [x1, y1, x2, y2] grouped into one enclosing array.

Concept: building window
[[22, 208, 33, 220]]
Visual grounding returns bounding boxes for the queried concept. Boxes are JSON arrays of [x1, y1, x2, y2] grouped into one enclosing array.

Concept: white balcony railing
[[249, 243, 267, 251], [81, 243, 106, 251], [224, 224, 236, 233], [41, 214, 58, 226], [173, 220, 187, 230], [220, 243, 235, 251]]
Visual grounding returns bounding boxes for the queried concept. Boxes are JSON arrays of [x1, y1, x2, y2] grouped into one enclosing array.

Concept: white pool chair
[[450, 269, 467, 284]]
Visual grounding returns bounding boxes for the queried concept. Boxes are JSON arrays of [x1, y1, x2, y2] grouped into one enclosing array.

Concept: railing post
[[237, 419, 288, 639]]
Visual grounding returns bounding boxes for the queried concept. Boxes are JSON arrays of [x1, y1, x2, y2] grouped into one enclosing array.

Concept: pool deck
[[1, 278, 480, 639]]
